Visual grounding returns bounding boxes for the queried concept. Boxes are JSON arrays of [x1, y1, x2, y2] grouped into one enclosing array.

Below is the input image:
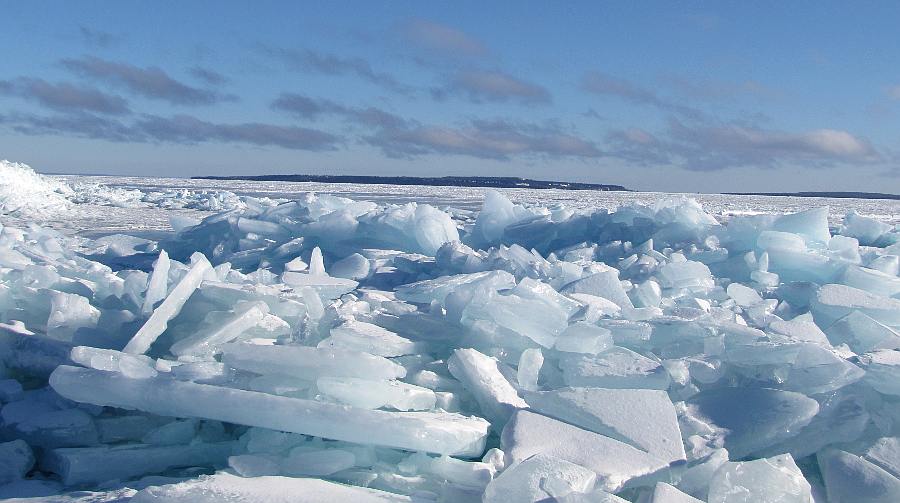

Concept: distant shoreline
[[725, 191, 900, 201], [190, 174, 631, 192], [45, 172, 900, 200]]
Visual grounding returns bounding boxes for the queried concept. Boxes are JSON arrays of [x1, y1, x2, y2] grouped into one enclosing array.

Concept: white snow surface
[[1, 159, 900, 502]]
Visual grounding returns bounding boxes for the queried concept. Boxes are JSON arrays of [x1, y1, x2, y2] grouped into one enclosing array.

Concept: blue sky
[[1, 1, 898, 193]]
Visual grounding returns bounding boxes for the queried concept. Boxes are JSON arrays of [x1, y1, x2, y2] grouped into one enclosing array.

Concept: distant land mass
[[725, 191, 900, 200], [191, 174, 631, 191]]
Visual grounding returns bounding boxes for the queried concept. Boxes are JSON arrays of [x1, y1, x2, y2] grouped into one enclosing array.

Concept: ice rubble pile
[[0, 160, 74, 217], [0, 160, 244, 217], [0, 189, 900, 502]]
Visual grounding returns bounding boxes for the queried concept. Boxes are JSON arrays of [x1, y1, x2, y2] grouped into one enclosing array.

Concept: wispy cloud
[[265, 47, 411, 95], [887, 84, 900, 100], [1, 111, 136, 142], [78, 26, 119, 49], [135, 114, 339, 150], [61, 56, 223, 105], [271, 91, 594, 159], [271, 92, 409, 129], [0, 77, 129, 115], [608, 119, 879, 171], [667, 77, 781, 102], [189, 67, 228, 86], [271, 93, 346, 120], [432, 70, 551, 104], [401, 18, 488, 59], [0, 111, 340, 151], [582, 71, 702, 118], [368, 119, 601, 160]]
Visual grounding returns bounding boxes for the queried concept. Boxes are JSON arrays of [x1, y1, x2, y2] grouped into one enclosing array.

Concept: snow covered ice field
[[2, 159, 900, 502]]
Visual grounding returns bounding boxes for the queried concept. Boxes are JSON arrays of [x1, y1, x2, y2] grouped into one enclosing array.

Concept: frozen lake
[[45, 174, 900, 236]]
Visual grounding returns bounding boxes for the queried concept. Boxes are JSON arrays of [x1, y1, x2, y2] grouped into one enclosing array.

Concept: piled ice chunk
[[1, 186, 900, 501], [0, 160, 246, 221]]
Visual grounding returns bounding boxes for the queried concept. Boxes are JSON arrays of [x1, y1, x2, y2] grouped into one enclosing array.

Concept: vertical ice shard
[[124, 252, 213, 354], [516, 348, 543, 392], [141, 250, 170, 315]]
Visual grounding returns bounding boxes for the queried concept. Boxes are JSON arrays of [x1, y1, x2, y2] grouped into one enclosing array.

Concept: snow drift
[[0, 160, 245, 219]]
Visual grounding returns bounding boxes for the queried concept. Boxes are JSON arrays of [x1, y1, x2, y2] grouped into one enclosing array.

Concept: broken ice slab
[[280, 271, 358, 300], [707, 453, 812, 503], [825, 311, 900, 354], [840, 265, 900, 298], [123, 252, 213, 354], [650, 482, 704, 503], [779, 344, 864, 395], [674, 449, 729, 499], [317, 319, 424, 357], [0, 320, 72, 378], [0, 439, 34, 485], [316, 377, 436, 411], [818, 448, 900, 503], [772, 207, 831, 244], [559, 346, 671, 389], [684, 387, 818, 459], [43, 442, 234, 486], [330, 253, 370, 280], [843, 211, 893, 246], [757, 390, 869, 460], [553, 323, 613, 354], [524, 387, 685, 463], [399, 452, 496, 489], [858, 350, 900, 396], [280, 447, 356, 477], [70, 346, 158, 379], [45, 290, 100, 341], [865, 437, 900, 479], [221, 342, 406, 380], [726, 282, 763, 307], [0, 379, 24, 403], [757, 230, 806, 253], [767, 316, 831, 345], [482, 454, 597, 503], [130, 472, 418, 503], [811, 284, 900, 328], [560, 269, 634, 309], [656, 260, 714, 290], [5, 404, 99, 449], [568, 293, 622, 321], [460, 288, 569, 349], [395, 270, 516, 305], [447, 348, 527, 428], [169, 301, 268, 357], [501, 410, 674, 492], [50, 365, 490, 456]]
